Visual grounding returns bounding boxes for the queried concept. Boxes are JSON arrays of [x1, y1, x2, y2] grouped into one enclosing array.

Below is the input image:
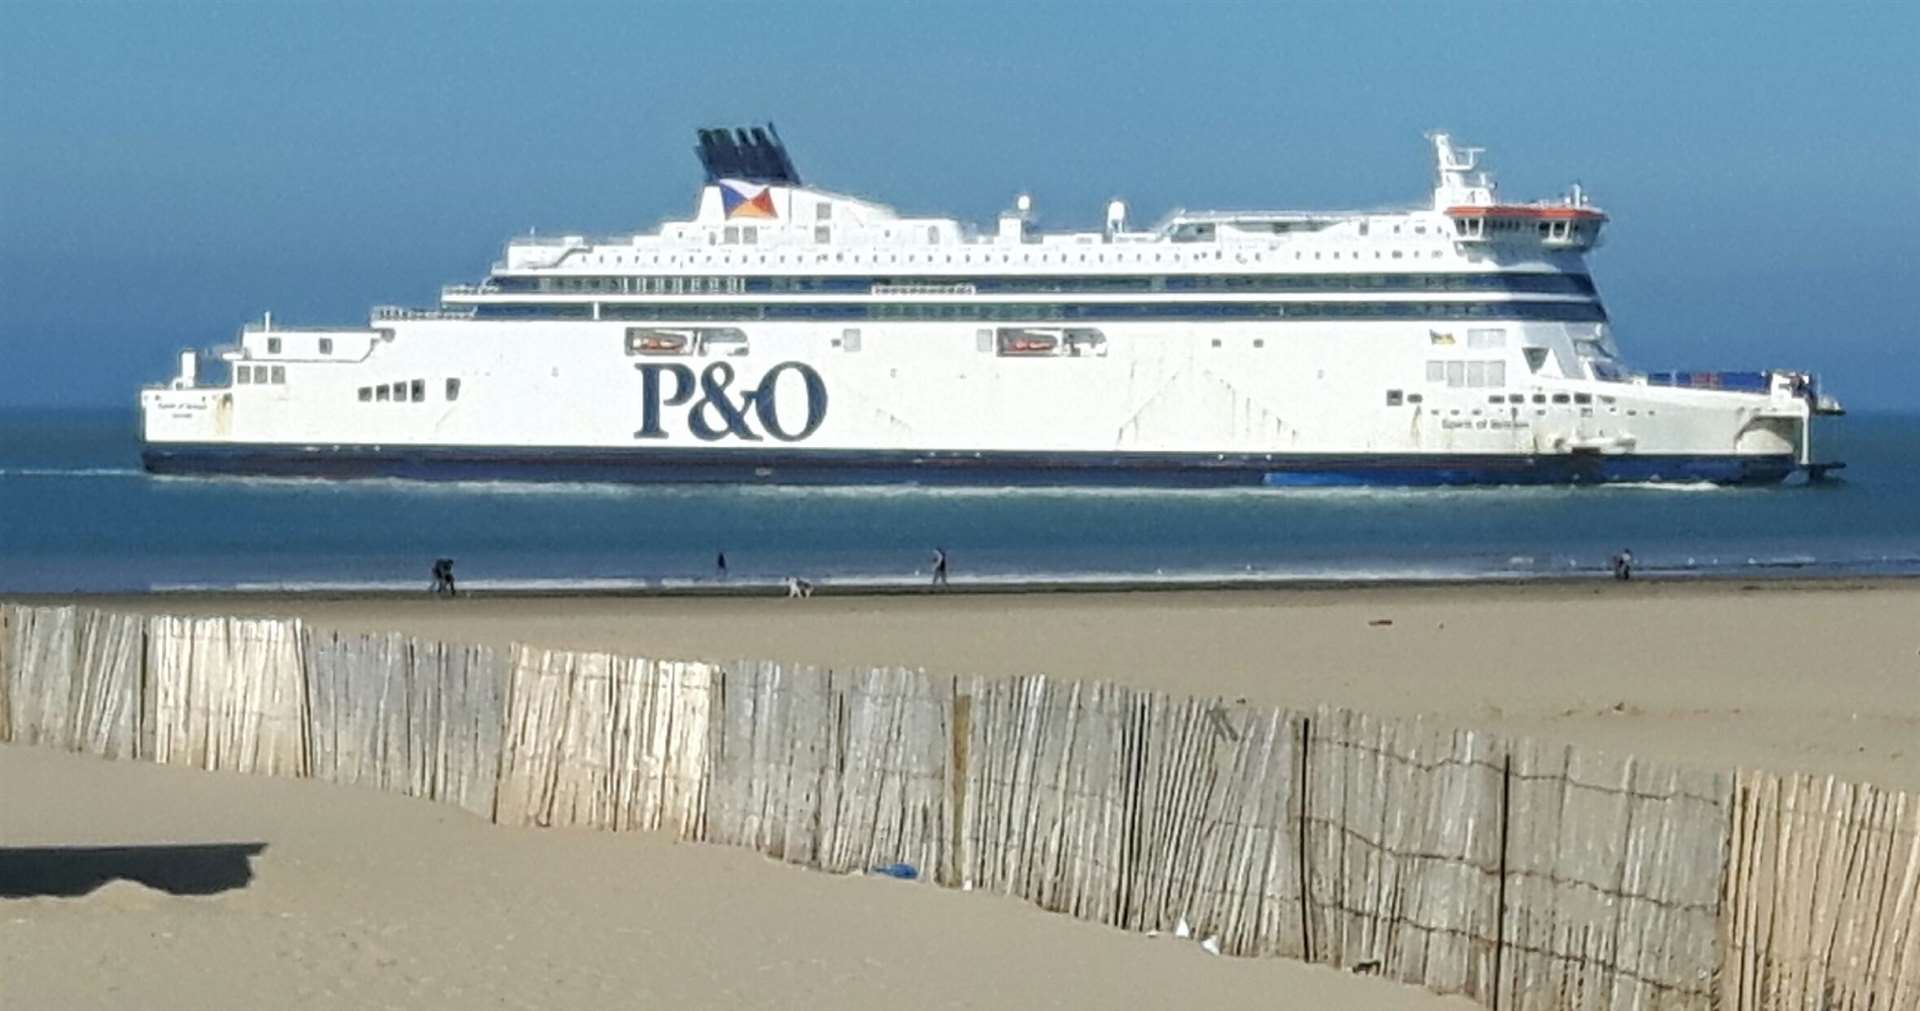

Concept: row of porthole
[[575, 247, 1458, 269]]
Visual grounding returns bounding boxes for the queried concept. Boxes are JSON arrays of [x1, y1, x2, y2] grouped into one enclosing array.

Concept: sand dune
[[0, 744, 1469, 1011]]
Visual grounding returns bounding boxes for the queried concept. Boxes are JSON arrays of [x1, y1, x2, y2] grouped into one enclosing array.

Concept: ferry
[[139, 126, 1844, 486]]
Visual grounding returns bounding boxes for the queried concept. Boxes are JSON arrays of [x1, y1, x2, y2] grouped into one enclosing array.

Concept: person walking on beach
[[429, 558, 447, 596], [931, 547, 949, 589], [716, 551, 728, 580], [1611, 549, 1634, 581]]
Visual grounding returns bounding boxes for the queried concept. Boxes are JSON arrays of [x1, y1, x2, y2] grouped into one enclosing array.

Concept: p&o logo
[[633, 361, 828, 442]]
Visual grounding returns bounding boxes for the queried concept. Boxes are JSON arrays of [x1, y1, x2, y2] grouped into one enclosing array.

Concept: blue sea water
[[0, 408, 1915, 593]]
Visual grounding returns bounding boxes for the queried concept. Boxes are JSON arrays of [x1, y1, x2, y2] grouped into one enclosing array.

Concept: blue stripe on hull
[[140, 444, 1800, 488]]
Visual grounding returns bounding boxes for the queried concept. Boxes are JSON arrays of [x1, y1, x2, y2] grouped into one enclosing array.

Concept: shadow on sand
[[0, 843, 267, 898]]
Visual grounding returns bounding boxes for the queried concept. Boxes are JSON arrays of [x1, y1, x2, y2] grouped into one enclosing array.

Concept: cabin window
[[236, 366, 251, 384], [319, 338, 333, 355], [271, 366, 286, 384], [1386, 389, 1403, 406], [814, 226, 830, 244], [266, 337, 281, 354], [358, 387, 371, 402], [976, 329, 994, 353], [446, 378, 461, 401], [1467, 328, 1506, 349], [723, 226, 739, 244], [1573, 392, 1592, 404], [926, 225, 939, 244], [816, 202, 831, 221], [841, 328, 862, 353], [1533, 394, 1547, 404], [1426, 361, 1446, 383], [1407, 393, 1423, 404], [411, 379, 425, 402], [1445, 361, 1466, 387], [377, 384, 391, 402], [1552, 393, 1571, 404]]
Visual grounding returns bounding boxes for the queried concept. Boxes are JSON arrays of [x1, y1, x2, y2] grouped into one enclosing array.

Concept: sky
[[1, 1, 1916, 410]]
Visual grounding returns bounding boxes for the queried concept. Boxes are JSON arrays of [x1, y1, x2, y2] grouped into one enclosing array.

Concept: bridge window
[[319, 338, 333, 355], [376, 384, 391, 402], [358, 387, 371, 402], [271, 366, 286, 384], [1386, 389, 1403, 406], [446, 378, 461, 401], [266, 337, 281, 354], [410, 379, 425, 402]]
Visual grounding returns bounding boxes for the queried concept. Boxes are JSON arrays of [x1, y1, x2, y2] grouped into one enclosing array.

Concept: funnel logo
[[719, 180, 777, 219]]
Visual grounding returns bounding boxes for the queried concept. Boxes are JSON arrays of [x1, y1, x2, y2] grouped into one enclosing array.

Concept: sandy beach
[[37, 578, 1920, 790], [9, 579, 1918, 1009], [0, 744, 1470, 1011]]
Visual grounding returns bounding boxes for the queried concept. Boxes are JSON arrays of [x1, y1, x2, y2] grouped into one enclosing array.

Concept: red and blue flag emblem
[[719, 180, 778, 219]]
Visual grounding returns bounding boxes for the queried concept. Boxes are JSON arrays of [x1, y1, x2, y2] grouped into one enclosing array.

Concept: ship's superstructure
[[139, 127, 1842, 486]]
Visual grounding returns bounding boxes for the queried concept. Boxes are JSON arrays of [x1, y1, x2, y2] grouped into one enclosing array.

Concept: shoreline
[[14, 568, 1920, 601]]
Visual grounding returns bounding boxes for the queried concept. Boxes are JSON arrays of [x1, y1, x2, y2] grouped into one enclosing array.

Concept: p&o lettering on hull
[[634, 361, 828, 442]]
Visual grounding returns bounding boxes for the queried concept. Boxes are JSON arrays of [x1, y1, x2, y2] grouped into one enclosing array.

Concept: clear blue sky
[[2, 2, 1915, 409]]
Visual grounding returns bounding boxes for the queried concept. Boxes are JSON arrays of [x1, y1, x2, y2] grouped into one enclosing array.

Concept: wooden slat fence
[[304, 630, 507, 817], [1721, 771, 1920, 1011], [6, 601, 1920, 1011]]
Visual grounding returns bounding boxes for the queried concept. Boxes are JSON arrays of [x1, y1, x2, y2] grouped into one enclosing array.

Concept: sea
[[1, 408, 1915, 594]]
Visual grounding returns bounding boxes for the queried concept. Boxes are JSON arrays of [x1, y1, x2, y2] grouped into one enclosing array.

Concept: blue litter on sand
[[871, 862, 918, 879]]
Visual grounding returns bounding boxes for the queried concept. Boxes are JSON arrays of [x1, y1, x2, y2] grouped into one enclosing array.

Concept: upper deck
[[470, 129, 1606, 290]]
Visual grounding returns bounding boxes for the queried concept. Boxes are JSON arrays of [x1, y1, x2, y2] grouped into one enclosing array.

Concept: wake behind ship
[[140, 127, 1844, 487]]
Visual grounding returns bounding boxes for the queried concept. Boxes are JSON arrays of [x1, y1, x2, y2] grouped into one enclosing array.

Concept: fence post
[[1296, 713, 1314, 964], [1493, 749, 1511, 1011]]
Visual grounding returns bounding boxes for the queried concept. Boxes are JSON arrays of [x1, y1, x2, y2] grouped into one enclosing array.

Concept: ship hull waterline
[[140, 444, 1801, 488]]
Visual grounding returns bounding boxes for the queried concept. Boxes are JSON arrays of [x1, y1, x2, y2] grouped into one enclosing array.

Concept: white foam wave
[[0, 466, 143, 478]]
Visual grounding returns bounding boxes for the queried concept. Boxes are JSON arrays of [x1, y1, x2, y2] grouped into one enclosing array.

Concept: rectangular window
[[1466, 361, 1488, 388], [266, 337, 281, 354], [1445, 361, 1466, 388], [236, 365, 252, 384], [817, 201, 832, 221], [1573, 392, 1591, 404], [976, 329, 994, 353], [1487, 361, 1505, 387], [841, 328, 862, 353], [358, 387, 371, 402], [445, 378, 461, 401], [319, 338, 333, 355], [814, 225, 831, 244], [1386, 389, 1403, 406], [1467, 328, 1506, 349], [271, 365, 286, 384], [723, 226, 739, 244], [1426, 361, 1446, 383], [1552, 393, 1571, 404], [376, 384, 391, 402], [1407, 393, 1423, 404], [410, 379, 425, 402]]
